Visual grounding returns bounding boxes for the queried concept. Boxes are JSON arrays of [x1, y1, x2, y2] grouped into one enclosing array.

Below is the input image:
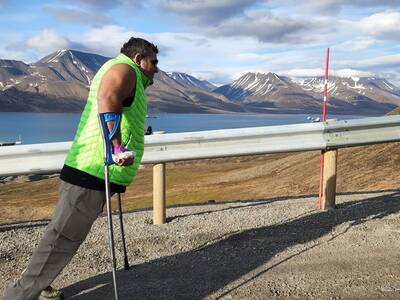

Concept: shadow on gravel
[[64, 191, 400, 299], [165, 189, 400, 222], [1, 189, 397, 229], [0, 220, 50, 233]]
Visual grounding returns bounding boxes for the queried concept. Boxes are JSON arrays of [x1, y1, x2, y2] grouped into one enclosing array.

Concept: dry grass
[[1, 142, 399, 224]]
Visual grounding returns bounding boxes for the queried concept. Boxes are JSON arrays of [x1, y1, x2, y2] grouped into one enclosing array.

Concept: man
[[4, 37, 159, 300]]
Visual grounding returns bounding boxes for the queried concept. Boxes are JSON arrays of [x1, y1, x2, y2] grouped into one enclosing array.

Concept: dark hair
[[120, 37, 158, 58]]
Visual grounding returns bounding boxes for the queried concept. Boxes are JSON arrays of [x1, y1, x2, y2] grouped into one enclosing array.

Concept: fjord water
[[0, 112, 366, 145]]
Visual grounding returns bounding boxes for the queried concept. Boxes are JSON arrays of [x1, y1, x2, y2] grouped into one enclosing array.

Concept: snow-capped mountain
[[0, 60, 30, 88], [214, 72, 400, 114], [146, 70, 243, 113], [0, 49, 108, 94], [214, 72, 296, 100], [0, 49, 242, 113], [0, 49, 104, 110], [294, 76, 400, 115], [36, 49, 109, 86], [213, 72, 323, 113], [297, 76, 400, 104], [166, 72, 216, 91], [298, 76, 397, 94]]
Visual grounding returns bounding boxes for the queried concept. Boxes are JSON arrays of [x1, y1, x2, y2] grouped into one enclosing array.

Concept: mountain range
[[214, 72, 399, 114], [1, 49, 399, 115]]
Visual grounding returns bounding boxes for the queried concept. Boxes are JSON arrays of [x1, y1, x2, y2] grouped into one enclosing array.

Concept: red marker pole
[[318, 48, 330, 209]]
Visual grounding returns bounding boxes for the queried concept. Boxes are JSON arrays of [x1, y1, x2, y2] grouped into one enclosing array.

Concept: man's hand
[[112, 144, 135, 166]]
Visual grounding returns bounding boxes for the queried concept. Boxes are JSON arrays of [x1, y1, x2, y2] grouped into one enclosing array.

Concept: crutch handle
[[98, 112, 121, 166]]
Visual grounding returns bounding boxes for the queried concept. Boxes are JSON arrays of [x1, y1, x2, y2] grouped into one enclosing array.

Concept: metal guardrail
[[0, 141, 72, 177], [0, 115, 399, 177], [143, 122, 326, 163], [324, 116, 400, 148]]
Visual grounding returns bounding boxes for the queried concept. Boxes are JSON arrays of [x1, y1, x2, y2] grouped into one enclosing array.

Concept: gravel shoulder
[[2, 190, 400, 299]]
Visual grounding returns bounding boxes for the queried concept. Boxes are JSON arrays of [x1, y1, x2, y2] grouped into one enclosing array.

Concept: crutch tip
[[124, 258, 130, 270]]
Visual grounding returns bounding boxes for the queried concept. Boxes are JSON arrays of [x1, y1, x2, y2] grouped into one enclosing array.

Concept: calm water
[[0, 112, 366, 145]]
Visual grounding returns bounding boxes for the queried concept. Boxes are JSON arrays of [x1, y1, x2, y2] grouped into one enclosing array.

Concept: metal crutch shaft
[[105, 165, 119, 300], [118, 193, 130, 270], [99, 112, 121, 300]]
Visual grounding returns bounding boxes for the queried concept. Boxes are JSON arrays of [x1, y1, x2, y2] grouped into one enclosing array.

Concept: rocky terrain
[[1, 190, 400, 299]]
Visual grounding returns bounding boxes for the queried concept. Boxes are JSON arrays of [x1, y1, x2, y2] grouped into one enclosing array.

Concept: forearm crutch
[[99, 112, 121, 300], [117, 192, 130, 270]]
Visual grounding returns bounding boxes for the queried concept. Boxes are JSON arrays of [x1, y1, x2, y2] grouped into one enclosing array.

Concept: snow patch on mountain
[[214, 72, 292, 100], [296, 76, 398, 96], [166, 72, 216, 91]]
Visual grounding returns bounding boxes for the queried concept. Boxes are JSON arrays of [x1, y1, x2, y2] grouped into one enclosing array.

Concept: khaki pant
[[4, 180, 106, 300]]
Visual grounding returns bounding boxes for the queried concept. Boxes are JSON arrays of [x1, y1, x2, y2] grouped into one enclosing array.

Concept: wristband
[[113, 144, 126, 154]]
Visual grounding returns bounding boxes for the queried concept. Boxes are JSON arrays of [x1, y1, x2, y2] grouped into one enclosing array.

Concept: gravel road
[[1, 190, 400, 299]]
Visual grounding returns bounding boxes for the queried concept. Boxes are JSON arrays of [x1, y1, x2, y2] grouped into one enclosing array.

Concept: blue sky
[[1, 0, 400, 85]]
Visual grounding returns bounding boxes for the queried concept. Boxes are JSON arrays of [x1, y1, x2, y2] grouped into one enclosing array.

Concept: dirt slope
[[1, 142, 399, 224]]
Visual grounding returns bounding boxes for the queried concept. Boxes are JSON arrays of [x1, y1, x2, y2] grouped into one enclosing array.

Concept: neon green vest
[[65, 53, 149, 186]]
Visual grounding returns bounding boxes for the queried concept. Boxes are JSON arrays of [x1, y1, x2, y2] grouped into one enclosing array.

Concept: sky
[[0, 0, 400, 86]]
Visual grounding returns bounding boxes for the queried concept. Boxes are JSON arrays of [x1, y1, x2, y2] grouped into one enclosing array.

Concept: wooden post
[[321, 149, 338, 210], [153, 163, 166, 224]]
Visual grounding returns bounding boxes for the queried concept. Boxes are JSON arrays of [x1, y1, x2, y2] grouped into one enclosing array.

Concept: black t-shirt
[[60, 164, 126, 193]]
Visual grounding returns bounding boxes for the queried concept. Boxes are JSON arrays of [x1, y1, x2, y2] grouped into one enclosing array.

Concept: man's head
[[120, 37, 159, 82]]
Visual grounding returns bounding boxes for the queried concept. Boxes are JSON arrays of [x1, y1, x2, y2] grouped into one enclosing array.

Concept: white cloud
[[80, 25, 162, 57], [0, 48, 32, 62], [150, 33, 270, 80], [59, 0, 125, 10], [289, 0, 400, 15], [351, 53, 400, 68], [77, 25, 267, 81], [163, 0, 259, 25], [212, 10, 316, 43], [333, 69, 373, 77], [81, 25, 133, 56], [44, 6, 113, 25], [358, 10, 400, 41], [278, 68, 373, 78], [334, 38, 377, 52], [279, 68, 325, 77], [164, 1, 333, 45], [296, 0, 342, 15], [190, 70, 234, 86], [26, 29, 70, 53]]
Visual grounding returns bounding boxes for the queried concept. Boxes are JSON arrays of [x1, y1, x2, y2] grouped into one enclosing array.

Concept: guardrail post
[[153, 162, 166, 224], [321, 149, 338, 210]]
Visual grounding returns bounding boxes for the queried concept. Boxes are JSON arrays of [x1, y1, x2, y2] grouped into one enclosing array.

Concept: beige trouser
[[3, 180, 106, 300]]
